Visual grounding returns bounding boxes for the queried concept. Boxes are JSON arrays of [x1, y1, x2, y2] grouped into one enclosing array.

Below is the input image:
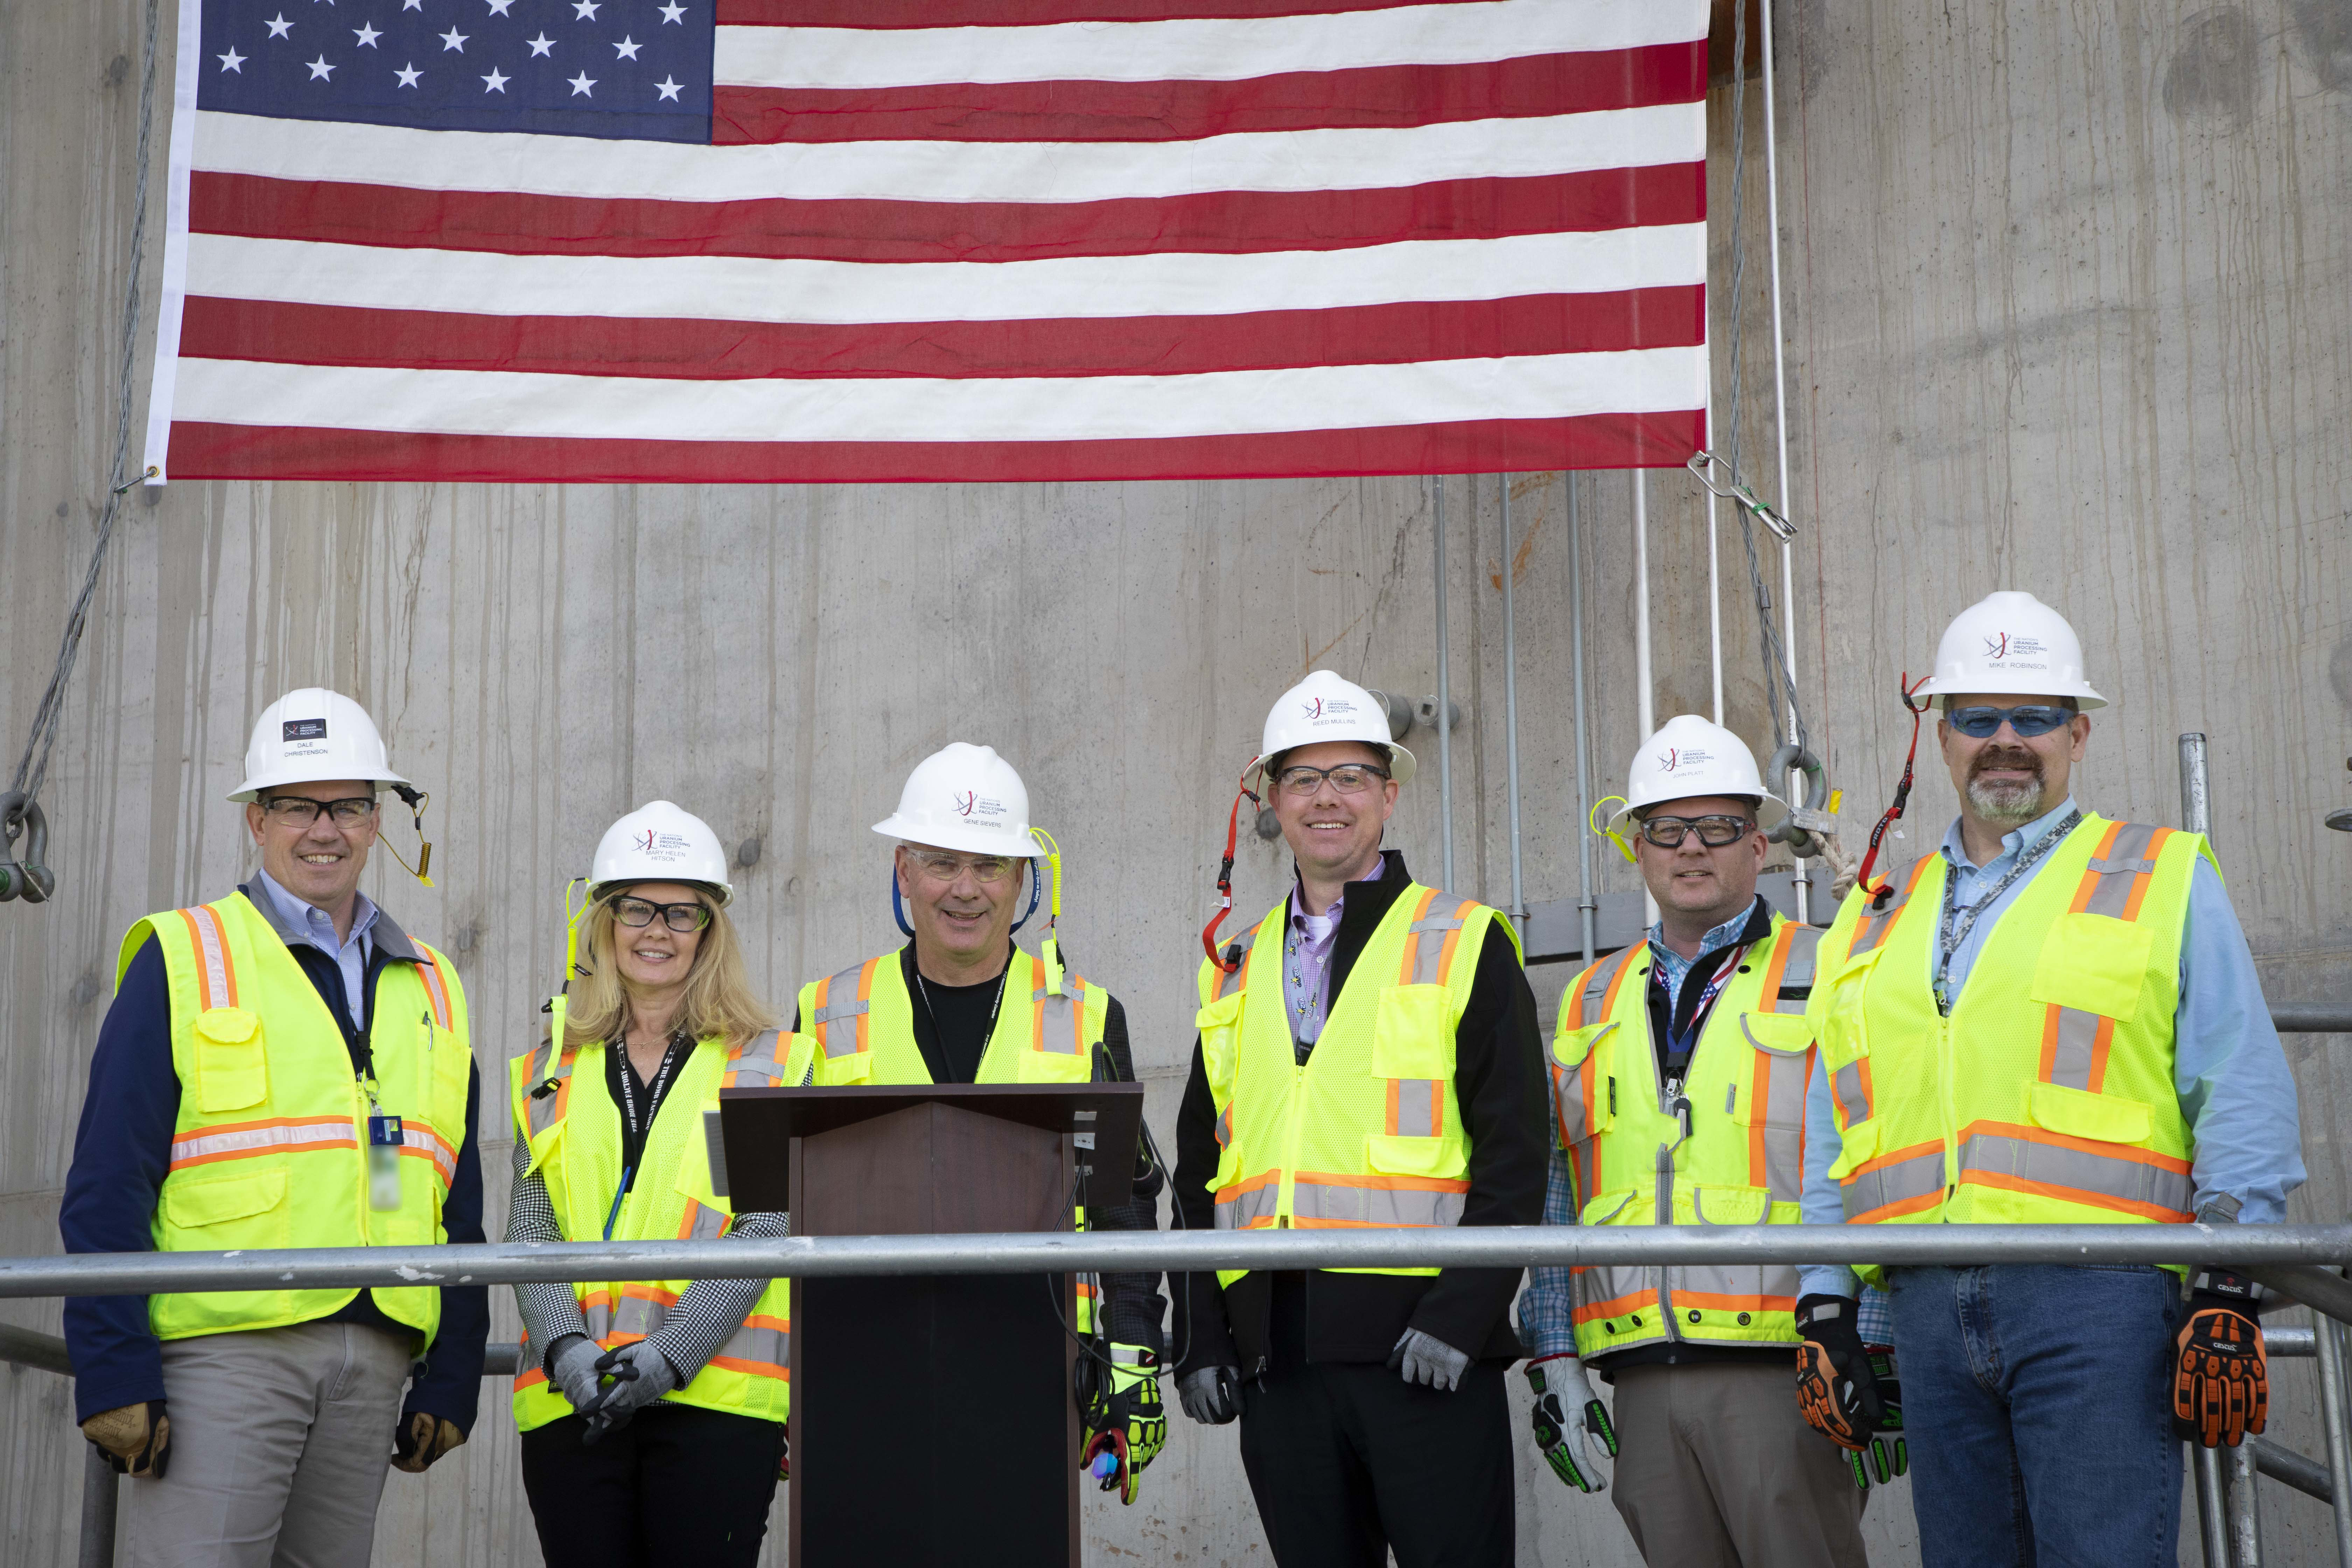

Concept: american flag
[[145, 0, 1710, 484]]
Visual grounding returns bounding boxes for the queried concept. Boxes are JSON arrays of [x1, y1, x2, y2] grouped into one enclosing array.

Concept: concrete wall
[[4, 0, 2347, 1562]]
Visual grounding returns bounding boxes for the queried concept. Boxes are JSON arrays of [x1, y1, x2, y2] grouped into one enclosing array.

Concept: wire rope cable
[[7, 0, 165, 845]]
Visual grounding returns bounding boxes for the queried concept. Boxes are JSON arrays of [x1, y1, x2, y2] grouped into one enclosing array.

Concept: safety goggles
[[1945, 705, 2074, 740], [259, 794, 379, 829], [1272, 763, 1391, 797], [907, 850, 1021, 886], [609, 896, 712, 932], [1637, 813, 1755, 849]]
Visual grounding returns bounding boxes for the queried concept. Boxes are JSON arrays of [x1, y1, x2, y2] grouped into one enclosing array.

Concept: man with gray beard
[[1788, 592, 2303, 1567]]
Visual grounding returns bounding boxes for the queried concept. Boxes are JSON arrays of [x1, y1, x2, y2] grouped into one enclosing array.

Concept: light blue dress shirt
[[1797, 796, 2306, 1298], [253, 868, 380, 1030]]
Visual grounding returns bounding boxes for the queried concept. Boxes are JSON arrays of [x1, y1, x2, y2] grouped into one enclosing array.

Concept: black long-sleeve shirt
[[60, 887, 488, 1429], [1174, 852, 1547, 1377]]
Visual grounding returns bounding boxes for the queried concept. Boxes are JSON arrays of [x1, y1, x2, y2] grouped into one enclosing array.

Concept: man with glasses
[[790, 741, 1168, 1501], [1517, 715, 1873, 1568], [1795, 591, 2304, 1566], [61, 688, 486, 1568], [1172, 670, 1545, 1568]]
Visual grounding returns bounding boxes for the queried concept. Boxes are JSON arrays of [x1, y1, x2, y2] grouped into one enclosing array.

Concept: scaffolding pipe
[[2198, 1444, 2233, 1568], [1435, 476, 1455, 891], [1757, 0, 1807, 927], [1568, 475, 1600, 962], [4, 1224, 2348, 1300], [1500, 475, 1526, 928], [1633, 468, 1657, 925], [2183, 733, 2213, 836], [2316, 1314, 2352, 1564], [1704, 380, 1724, 723], [78, 1448, 116, 1568], [2228, 1440, 2266, 1566]]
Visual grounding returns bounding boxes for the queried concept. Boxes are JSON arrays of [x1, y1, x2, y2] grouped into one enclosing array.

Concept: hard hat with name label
[[872, 742, 1048, 859], [1910, 590, 2106, 710], [228, 687, 412, 802], [590, 800, 733, 905], [1606, 715, 1788, 837], [1244, 670, 1417, 792]]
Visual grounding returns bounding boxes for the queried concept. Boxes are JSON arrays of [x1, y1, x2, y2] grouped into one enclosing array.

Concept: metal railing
[[6, 1225, 2349, 1568]]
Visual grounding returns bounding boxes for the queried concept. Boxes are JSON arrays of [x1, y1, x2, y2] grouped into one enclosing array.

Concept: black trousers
[[1237, 1356, 1516, 1568], [519, 1404, 784, 1568]]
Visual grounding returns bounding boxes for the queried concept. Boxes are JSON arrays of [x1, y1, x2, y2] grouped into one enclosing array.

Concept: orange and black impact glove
[[2174, 1268, 2268, 1448], [1794, 1295, 1885, 1451]]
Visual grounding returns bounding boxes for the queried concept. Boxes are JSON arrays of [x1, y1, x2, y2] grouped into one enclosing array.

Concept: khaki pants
[[120, 1321, 413, 1568], [1609, 1359, 1867, 1568]]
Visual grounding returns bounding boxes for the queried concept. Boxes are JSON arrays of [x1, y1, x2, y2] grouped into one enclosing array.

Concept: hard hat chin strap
[[380, 784, 434, 888], [1200, 771, 1264, 973], [887, 858, 1047, 949]]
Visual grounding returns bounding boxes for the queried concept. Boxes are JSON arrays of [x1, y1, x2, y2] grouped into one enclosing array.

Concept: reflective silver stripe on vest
[[1215, 1104, 1233, 1149], [2045, 1005, 2105, 1092], [2079, 822, 2164, 919], [581, 1295, 616, 1343], [1772, 926, 1822, 1011], [1290, 1178, 1466, 1228], [1034, 974, 1088, 1056], [680, 1198, 729, 1241], [611, 1290, 670, 1339], [1848, 863, 1924, 956], [715, 1318, 789, 1377], [813, 962, 869, 1055], [1956, 1129, 2193, 1218], [1404, 897, 1468, 986], [1573, 1263, 1660, 1327], [1832, 1060, 1871, 1124], [523, 1038, 576, 1140], [1577, 958, 1616, 1022], [1212, 927, 1259, 1003], [1214, 1179, 1280, 1230], [1840, 1145, 1946, 1222], [183, 904, 236, 1009], [1736, 1017, 1811, 1202], [725, 1029, 788, 1087], [1392, 1078, 1438, 1138]]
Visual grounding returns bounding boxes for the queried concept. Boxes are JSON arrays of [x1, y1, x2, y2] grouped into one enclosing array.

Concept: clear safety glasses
[[1638, 814, 1755, 849]]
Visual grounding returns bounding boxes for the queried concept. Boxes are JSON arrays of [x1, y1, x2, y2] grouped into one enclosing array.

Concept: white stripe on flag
[[186, 225, 1703, 326], [714, 0, 1710, 90], [191, 103, 1703, 205], [173, 346, 1707, 443]]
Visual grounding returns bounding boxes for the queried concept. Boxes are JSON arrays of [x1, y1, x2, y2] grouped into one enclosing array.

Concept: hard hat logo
[[634, 829, 657, 853], [1657, 746, 1713, 773], [1983, 632, 2047, 663], [281, 718, 327, 743]]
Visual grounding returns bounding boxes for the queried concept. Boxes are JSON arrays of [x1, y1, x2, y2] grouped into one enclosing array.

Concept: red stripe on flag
[[191, 164, 1701, 264], [181, 288, 1704, 380], [167, 411, 1705, 483], [716, 0, 1440, 24], [712, 47, 1704, 144]]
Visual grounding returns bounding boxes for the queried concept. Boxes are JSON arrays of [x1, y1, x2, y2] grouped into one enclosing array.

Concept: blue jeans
[[1886, 1264, 2185, 1568]]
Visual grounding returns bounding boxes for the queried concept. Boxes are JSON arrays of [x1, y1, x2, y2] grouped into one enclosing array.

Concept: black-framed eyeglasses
[[1273, 763, 1391, 797], [1638, 813, 1755, 849], [609, 896, 712, 933], [1946, 704, 2074, 740], [259, 795, 378, 829]]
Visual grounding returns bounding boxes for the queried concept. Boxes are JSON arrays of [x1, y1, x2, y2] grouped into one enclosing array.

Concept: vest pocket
[[2025, 1080, 2155, 1145], [1371, 985, 1455, 1079], [2028, 912, 2157, 1021], [1686, 1185, 1770, 1225], [1825, 1115, 1881, 1180], [1820, 943, 1884, 1063], [162, 1167, 288, 1233], [814, 1048, 874, 1086], [192, 1007, 268, 1113], [1365, 1131, 1465, 1180]]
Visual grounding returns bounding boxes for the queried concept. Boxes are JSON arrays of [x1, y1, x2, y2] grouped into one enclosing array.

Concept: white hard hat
[[1244, 670, 1416, 793], [1910, 590, 2106, 710], [590, 800, 733, 905], [1606, 715, 1788, 836], [228, 688, 412, 802], [871, 743, 1047, 859]]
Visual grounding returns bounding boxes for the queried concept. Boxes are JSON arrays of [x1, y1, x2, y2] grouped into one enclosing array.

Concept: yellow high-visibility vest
[[1809, 815, 2207, 1286], [508, 1026, 815, 1432], [120, 892, 472, 1344], [1195, 883, 1518, 1290], [1549, 916, 1820, 1360]]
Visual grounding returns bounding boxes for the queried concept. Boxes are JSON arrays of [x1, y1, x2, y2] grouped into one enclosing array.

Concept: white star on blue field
[[199, 0, 712, 141]]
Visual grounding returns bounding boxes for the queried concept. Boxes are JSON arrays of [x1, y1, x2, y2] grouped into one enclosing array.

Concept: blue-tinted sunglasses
[[1946, 704, 2074, 740]]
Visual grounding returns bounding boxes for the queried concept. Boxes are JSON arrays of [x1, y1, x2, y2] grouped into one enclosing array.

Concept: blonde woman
[[505, 801, 808, 1568]]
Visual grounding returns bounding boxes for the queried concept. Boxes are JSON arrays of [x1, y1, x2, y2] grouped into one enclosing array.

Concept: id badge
[[368, 1114, 405, 1212]]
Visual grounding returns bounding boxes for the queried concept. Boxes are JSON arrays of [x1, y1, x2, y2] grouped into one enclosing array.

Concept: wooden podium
[[714, 1084, 1144, 1568]]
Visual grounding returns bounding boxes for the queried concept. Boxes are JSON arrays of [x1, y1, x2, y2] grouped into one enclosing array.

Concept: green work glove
[[1847, 1346, 1907, 1493], [1525, 1355, 1616, 1494]]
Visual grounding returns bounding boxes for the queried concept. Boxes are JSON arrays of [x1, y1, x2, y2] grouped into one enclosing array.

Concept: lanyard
[[1658, 947, 1741, 1085], [913, 964, 1011, 1058], [604, 1030, 686, 1240], [1933, 809, 2081, 1015]]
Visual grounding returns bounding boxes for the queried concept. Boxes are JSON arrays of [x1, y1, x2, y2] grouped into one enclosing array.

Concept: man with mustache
[[1793, 592, 2305, 1566]]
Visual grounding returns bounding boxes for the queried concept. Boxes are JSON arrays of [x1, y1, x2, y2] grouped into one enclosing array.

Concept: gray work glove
[[578, 1341, 682, 1444], [1177, 1365, 1244, 1425], [546, 1334, 606, 1415], [1388, 1329, 1470, 1392]]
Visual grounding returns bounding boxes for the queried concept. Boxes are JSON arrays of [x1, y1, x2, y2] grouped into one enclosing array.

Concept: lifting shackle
[[0, 793, 55, 904]]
